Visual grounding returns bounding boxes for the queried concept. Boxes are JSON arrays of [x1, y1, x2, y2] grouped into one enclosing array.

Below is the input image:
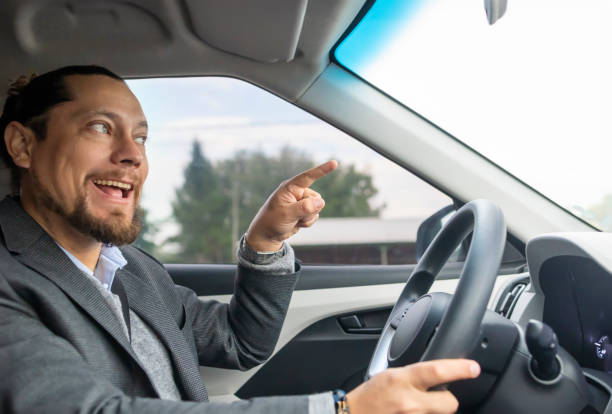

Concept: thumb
[[294, 196, 325, 218], [408, 359, 480, 390]]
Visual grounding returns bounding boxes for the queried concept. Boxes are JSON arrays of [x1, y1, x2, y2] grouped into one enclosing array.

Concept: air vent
[[495, 278, 529, 318]]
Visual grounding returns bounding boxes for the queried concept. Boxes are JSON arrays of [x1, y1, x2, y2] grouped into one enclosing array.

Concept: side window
[[128, 77, 453, 265]]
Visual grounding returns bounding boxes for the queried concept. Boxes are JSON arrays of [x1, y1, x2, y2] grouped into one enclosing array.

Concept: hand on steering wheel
[[345, 200, 506, 414]]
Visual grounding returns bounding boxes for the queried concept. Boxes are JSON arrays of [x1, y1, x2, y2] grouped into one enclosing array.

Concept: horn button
[[388, 293, 451, 367]]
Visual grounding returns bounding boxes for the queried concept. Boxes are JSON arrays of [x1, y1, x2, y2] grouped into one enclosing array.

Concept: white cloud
[[158, 116, 251, 130], [142, 119, 452, 227]]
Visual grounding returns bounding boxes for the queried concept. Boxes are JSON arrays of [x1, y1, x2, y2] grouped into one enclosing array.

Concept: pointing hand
[[245, 160, 338, 252]]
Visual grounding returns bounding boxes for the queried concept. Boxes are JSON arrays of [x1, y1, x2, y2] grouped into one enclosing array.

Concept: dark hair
[[0, 65, 123, 194]]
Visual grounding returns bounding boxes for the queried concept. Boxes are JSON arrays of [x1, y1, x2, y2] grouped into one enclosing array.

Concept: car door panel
[[168, 265, 521, 399], [237, 307, 391, 398]]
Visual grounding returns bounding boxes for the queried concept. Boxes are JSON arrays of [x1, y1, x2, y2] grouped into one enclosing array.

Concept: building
[[290, 217, 424, 265]]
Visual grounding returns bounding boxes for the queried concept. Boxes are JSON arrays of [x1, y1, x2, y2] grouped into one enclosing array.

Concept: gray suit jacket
[[0, 196, 309, 413]]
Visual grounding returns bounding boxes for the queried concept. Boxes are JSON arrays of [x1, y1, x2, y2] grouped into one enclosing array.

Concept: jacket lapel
[[117, 268, 208, 401], [0, 197, 207, 401], [0, 197, 144, 369]]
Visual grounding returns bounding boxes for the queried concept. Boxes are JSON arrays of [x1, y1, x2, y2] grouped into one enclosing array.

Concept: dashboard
[[539, 254, 612, 372], [489, 233, 612, 413], [474, 233, 612, 413], [519, 233, 612, 375]]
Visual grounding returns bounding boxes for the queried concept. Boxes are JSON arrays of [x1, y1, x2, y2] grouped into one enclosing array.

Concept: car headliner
[[0, 0, 366, 102]]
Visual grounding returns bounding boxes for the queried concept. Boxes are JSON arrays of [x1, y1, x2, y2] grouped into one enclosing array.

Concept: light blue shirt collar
[[57, 243, 127, 292]]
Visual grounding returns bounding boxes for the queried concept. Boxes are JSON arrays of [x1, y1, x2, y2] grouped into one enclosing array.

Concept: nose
[[111, 132, 145, 168]]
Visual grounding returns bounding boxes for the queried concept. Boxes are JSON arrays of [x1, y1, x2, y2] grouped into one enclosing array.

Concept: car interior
[[2, 0, 612, 413]]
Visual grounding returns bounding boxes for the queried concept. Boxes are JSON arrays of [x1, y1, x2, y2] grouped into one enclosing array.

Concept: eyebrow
[[75, 109, 148, 129]]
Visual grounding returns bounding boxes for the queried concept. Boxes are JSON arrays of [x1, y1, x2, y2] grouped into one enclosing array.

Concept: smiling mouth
[[92, 179, 134, 199]]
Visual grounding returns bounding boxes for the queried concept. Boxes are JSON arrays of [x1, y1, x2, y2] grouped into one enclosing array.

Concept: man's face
[[22, 74, 149, 245]]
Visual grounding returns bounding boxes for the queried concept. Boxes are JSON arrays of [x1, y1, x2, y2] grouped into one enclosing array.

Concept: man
[[0, 66, 479, 413]]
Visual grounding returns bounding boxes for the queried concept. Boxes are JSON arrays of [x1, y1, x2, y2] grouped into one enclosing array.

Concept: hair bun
[[7, 73, 37, 97]]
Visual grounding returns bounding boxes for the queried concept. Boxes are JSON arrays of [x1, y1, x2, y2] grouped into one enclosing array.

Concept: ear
[[4, 121, 36, 169]]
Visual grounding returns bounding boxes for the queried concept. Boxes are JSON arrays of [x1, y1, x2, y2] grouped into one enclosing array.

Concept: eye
[[134, 136, 147, 145], [90, 122, 109, 134]]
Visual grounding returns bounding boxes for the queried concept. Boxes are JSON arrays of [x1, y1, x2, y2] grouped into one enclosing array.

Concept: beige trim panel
[[202, 274, 516, 400]]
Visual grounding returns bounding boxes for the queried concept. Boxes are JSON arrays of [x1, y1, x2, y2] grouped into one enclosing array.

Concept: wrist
[[245, 231, 283, 253]]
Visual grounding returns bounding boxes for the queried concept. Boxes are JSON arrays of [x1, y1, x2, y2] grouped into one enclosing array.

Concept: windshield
[[335, 0, 612, 231]]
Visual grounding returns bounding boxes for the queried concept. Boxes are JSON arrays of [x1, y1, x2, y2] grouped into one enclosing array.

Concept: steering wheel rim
[[366, 199, 507, 379]]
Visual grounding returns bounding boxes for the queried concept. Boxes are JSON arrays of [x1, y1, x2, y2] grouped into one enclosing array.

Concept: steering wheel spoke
[[365, 200, 506, 380]]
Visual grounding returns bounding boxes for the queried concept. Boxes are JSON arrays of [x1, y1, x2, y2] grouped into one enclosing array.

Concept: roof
[[290, 217, 423, 246]]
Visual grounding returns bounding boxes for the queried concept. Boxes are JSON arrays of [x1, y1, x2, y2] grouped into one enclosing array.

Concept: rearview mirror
[[484, 0, 508, 25]]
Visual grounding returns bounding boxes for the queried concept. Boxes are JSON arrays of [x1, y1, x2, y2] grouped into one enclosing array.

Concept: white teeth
[[93, 179, 132, 190]]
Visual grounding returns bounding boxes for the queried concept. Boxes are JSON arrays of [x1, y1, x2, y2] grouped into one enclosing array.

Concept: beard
[[30, 169, 142, 246]]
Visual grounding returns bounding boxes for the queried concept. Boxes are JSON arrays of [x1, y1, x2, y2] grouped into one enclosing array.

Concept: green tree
[[169, 145, 382, 263], [169, 140, 232, 262], [217, 146, 382, 247], [217, 146, 314, 248], [311, 163, 382, 217], [133, 206, 158, 255]]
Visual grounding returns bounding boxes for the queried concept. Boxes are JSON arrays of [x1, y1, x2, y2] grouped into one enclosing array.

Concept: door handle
[[338, 315, 382, 335]]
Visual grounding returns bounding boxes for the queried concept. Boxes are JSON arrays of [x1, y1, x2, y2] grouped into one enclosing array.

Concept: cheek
[[54, 148, 103, 196], [49, 163, 80, 199], [70, 141, 109, 173], [30, 148, 65, 187], [59, 152, 88, 181]]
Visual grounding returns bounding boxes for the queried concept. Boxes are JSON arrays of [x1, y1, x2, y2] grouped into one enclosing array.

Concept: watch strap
[[332, 389, 350, 414]]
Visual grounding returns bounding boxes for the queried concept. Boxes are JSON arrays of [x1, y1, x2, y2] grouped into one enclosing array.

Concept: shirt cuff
[[308, 392, 336, 414], [237, 234, 295, 274]]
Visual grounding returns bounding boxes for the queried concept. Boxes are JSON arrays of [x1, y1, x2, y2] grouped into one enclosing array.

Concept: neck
[[20, 192, 101, 271]]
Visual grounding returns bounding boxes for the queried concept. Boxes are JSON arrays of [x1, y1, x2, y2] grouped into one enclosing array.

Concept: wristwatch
[[332, 389, 350, 414]]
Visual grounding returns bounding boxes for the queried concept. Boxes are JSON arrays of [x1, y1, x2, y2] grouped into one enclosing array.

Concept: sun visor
[[14, 2, 170, 55], [183, 0, 308, 63]]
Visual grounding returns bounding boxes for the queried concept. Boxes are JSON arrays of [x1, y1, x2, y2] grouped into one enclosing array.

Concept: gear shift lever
[[526, 320, 561, 382]]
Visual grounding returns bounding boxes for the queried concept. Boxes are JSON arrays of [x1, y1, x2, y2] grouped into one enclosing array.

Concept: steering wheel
[[366, 199, 506, 379]]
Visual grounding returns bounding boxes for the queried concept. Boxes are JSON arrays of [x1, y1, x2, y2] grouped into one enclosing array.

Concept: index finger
[[288, 160, 338, 188], [407, 359, 480, 390]]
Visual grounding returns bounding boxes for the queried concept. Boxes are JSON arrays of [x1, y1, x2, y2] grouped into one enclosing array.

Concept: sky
[[127, 0, 612, 241], [126, 77, 451, 242], [337, 0, 612, 217]]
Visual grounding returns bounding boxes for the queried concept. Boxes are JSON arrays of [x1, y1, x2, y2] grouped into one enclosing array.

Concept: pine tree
[[169, 144, 382, 264], [170, 140, 232, 263], [312, 164, 382, 217], [133, 207, 158, 255], [216, 146, 382, 247]]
